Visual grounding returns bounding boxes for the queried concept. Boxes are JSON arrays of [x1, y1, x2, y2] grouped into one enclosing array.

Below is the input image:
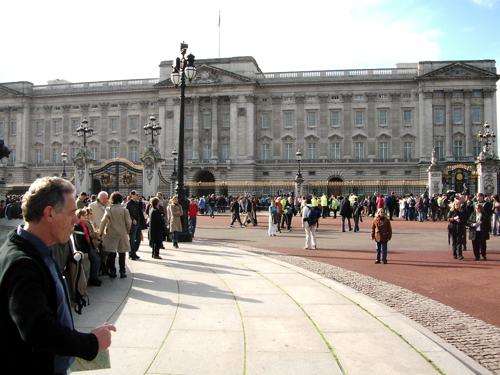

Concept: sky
[[1, 0, 499, 138]]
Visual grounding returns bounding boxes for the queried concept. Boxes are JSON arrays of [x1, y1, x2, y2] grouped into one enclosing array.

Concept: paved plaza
[[72, 236, 495, 374]]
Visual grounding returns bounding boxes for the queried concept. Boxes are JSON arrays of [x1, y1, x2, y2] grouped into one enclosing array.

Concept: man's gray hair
[[97, 191, 108, 201], [22, 177, 76, 223]]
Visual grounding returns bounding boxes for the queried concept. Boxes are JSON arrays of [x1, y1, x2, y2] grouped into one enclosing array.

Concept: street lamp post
[[171, 149, 178, 196], [295, 150, 304, 198], [61, 151, 68, 178], [170, 42, 197, 242], [475, 121, 498, 195], [143, 115, 161, 147], [76, 118, 94, 148]]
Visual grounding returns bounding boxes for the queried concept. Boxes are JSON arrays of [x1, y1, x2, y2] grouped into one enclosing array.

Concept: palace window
[[261, 143, 270, 160], [473, 140, 481, 158], [90, 146, 98, 160], [306, 111, 318, 128], [403, 142, 413, 161], [35, 149, 42, 165], [378, 109, 388, 127], [109, 145, 119, 159], [36, 120, 45, 136], [354, 110, 364, 127], [284, 142, 294, 160], [471, 107, 482, 124], [329, 110, 341, 128], [220, 143, 229, 160], [403, 110, 412, 126], [378, 141, 389, 160], [307, 142, 316, 159], [283, 110, 294, 129], [354, 142, 365, 161], [453, 107, 463, 125], [330, 142, 340, 160], [434, 107, 444, 125], [52, 119, 62, 135], [71, 118, 80, 133], [202, 111, 212, 129], [434, 140, 444, 161], [453, 140, 464, 158], [222, 112, 230, 128], [129, 145, 138, 162], [260, 112, 271, 129], [128, 116, 138, 132], [202, 142, 211, 159], [0, 121, 3, 138], [109, 117, 119, 133], [51, 147, 61, 163]]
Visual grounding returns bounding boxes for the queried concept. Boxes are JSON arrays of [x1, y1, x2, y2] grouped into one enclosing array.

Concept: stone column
[[418, 91, 433, 162], [318, 94, 329, 159], [15, 109, 23, 166], [192, 97, 199, 160], [464, 91, 472, 157], [43, 106, 52, 162], [271, 95, 282, 159], [428, 151, 443, 196], [20, 103, 31, 165], [99, 102, 109, 158], [172, 98, 181, 155], [229, 95, 238, 160], [119, 102, 128, 160], [211, 97, 219, 159], [295, 95, 305, 153], [341, 94, 352, 158], [139, 101, 150, 153], [158, 98, 168, 156], [366, 93, 377, 158], [245, 95, 255, 161], [62, 105, 71, 147], [445, 91, 453, 160]]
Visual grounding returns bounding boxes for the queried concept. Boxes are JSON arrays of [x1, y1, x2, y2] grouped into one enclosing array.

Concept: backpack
[[67, 250, 90, 315], [307, 207, 321, 226]]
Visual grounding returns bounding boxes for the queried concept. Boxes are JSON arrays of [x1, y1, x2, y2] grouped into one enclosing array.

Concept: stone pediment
[[419, 62, 498, 80], [156, 64, 255, 87], [0, 84, 23, 97]]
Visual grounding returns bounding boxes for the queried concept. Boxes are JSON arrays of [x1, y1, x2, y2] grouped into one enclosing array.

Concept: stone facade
[[0, 57, 498, 195]]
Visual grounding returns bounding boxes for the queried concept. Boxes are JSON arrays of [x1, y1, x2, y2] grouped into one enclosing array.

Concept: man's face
[[50, 193, 78, 245], [100, 194, 109, 205], [477, 194, 484, 202]]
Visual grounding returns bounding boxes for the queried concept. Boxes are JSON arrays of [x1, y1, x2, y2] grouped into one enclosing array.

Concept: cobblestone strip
[[251, 250, 500, 374]]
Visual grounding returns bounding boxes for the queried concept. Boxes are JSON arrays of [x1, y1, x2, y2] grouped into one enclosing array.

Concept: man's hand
[[91, 324, 117, 352]]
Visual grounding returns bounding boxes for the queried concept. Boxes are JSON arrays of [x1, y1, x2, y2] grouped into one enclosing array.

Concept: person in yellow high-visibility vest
[[320, 194, 329, 218], [331, 196, 339, 218]]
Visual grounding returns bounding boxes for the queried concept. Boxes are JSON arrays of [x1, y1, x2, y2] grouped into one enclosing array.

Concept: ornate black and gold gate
[[90, 158, 143, 196], [444, 163, 477, 194]]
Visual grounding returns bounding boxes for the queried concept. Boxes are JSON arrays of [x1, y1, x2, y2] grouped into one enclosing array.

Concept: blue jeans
[[493, 212, 500, 235], [188, 216, 197, 236], [376, 242, 388, 262], [129, 222, 141, 257]]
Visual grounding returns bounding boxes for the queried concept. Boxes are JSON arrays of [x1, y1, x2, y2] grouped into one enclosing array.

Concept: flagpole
[[218, 10, 221, 58]]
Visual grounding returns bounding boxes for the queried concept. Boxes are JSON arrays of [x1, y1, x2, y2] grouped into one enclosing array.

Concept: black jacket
[[339, 199, 352, 218], [0, 230, 98, 374]]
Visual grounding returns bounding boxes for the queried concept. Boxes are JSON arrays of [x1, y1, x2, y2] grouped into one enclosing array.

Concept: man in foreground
[[0, 177, 116, 374]]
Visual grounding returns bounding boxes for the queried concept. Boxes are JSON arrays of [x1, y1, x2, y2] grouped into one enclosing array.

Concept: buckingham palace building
[[0, 57, 498, 196]]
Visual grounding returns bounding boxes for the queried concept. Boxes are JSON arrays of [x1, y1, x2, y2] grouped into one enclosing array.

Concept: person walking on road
[[188, 197, 198, 237], [100, 192, 132, 278], [149, 197, 166, 259], [340, 196, 353, 232], [448, 200, 467, 260], [167, 196, 183, 248], [371, 208, 392, 264], [302, 197, 319, 250], [468, 204, 489, 261], [268, 200, 278, 236], [229, 197, 244, 228]]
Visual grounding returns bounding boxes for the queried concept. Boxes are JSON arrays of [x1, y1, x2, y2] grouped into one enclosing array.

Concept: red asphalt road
[[195, 213, 500, 327]]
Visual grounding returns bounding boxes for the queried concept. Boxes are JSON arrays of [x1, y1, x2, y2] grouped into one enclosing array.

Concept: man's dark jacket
[[0, 230, 98, 374]]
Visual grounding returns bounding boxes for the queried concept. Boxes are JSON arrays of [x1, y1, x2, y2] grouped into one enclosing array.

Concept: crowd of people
[[0, 175, 498, 372]]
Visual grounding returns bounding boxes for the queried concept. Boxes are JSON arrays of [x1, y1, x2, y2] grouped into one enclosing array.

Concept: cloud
[[472, 0, 499, 7]]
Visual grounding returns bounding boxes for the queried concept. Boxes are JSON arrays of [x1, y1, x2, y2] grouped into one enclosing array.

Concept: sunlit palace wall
[[0, 57, 497, 195]]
